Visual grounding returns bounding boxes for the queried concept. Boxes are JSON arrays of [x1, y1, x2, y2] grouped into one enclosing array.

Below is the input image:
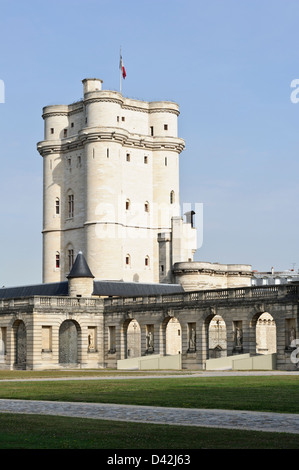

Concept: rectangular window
[[126, 153, 130, 162], [50, 128, 54, 134], [150, 126, 154, 136], [64, 129, 67, 137], [55, 198, 60, 215], [55, 252, 60, 268], [68, 249, 74, 270], [122, 116, 125, 122], [107, 148, 109, 158], [164, 124, 168, 130], [144, 156, 148, 164], [165, 157, 168, 166], [68, 194, 74, 218], [71, 122, 74, 128]]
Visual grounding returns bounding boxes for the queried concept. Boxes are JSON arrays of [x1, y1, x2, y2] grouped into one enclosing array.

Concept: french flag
[[120, 53, 126, 79]]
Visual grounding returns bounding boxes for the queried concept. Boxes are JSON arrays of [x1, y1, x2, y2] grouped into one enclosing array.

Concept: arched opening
[[59, 320, 80, 365], [165, 317, 181, 355], [13, 320, 27, 369], [126, 319, 141, 358], [208, 315, 227, 358], [255, 312, 276, 354]]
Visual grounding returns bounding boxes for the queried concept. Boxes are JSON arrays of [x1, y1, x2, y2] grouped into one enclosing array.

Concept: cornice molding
[[37, 130, 185, 156]]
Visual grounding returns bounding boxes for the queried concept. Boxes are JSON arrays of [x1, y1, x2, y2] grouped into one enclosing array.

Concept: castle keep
[[38, 78, 197, 285], [0, 78, 297, 371]]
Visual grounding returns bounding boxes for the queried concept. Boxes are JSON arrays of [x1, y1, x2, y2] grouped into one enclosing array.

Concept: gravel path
[[0, 398, 298, 434]]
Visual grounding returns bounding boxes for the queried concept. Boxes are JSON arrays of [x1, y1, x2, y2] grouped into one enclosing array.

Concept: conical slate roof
[[67, 251, 94, 279]]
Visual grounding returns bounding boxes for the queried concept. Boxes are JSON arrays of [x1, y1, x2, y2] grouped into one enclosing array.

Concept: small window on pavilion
[[55, 197, 60, 215]]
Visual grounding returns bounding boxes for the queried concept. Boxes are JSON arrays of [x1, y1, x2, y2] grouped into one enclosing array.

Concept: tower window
[[68, 194, 74, 218], [145, 256, 150, 267], [125, 254, 131, 266], [144, 156, 148, 164], [64, 129, 67, 137], [150, 126, 154, 136], [170, 190, 175, 204], [122, 116, 125, 122], [107, 148, 109, 158], [71, 122, 74, 128], [165, 157, 168, 166], [126, 153, 130, 162], [125, 199, 130, 211], [50, 128, 54, 134], [144, 201, 149, 212], [164, 124, 168, 130], [55, 252, 60, 269], [55, 198, 60, 215], [68, 249, 74, 270]]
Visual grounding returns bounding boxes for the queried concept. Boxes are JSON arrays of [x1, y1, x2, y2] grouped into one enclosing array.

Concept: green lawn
[[0, 375, 298, 414], [0, 373, 299, 449], [0, 412, 298, 449]]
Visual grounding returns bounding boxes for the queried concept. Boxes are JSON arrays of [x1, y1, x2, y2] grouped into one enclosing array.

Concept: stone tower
[[37, 78, 197, 284]]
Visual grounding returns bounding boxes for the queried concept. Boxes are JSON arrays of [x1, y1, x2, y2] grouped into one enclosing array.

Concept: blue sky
[[1, 0, 299, 286]]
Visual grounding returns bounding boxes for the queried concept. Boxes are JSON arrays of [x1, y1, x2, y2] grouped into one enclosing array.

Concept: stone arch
[[254, 312, 277, 354], [59, 319, 81, 365], [208, 314, 227, 358], [123, 318, 141, 358], [203, 312, 227, 360], [162, 316, 182, 355], [13, 320, 27, 369]]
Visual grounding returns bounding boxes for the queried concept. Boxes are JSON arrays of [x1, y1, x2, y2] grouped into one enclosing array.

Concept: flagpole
[[119, 47, 122, 94]]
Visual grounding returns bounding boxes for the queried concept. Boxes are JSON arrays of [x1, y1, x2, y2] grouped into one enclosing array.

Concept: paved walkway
[[0, 371, 298, 434], [0, 398, 298, 434]]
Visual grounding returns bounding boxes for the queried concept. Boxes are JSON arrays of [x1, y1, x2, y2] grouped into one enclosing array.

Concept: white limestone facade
[[37, 78, 197, 284]]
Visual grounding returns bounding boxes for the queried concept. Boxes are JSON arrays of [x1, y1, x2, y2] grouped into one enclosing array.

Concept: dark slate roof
[[0, 282, 68, 299], [92, 280, 184, 297], [67, 251, 94, 279], [0, 280, 184, 300]]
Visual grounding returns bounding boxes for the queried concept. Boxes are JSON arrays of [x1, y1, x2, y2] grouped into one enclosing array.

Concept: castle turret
[[67, 251, 94, 297]]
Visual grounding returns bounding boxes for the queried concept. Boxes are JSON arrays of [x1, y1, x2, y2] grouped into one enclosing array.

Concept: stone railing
[[104, 284, 299, 308], [0, 285, 297, 311], [0, 296, 103, 310]]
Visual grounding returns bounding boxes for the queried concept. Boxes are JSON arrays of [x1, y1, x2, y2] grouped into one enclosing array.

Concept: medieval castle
[[0, 78, 297, 371]]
